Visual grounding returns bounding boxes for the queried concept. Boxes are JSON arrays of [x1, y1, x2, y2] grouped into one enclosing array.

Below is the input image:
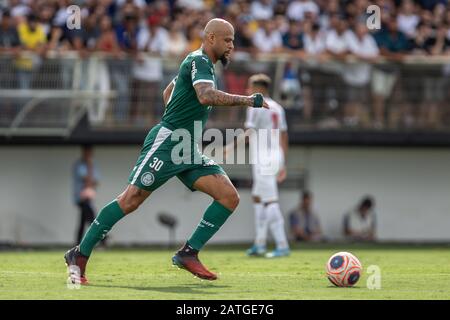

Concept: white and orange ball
[[326, 252, 362, 287]]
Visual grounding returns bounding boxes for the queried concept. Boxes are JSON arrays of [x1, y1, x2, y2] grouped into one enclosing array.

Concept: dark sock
[[187, 200, 233, 251], [79, 200, 125, 256]]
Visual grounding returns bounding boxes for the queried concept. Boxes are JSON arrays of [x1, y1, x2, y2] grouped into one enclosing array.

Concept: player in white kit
[[226, 74, 290, 258]]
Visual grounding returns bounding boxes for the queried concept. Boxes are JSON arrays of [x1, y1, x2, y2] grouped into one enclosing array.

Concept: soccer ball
[[326, 252, 362, 287]]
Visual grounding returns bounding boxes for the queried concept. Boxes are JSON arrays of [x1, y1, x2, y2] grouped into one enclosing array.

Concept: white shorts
[[251, 152, 284, 203], [252, 168, 278, 202]]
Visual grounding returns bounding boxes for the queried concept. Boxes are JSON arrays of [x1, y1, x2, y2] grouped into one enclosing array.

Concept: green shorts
[[128, 123, 226, 192]]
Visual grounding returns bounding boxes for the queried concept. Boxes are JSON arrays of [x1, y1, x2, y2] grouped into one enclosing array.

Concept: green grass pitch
[[0, 244, 449, 300]]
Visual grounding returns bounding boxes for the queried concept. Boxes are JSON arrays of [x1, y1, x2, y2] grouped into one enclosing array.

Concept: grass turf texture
[[0, 244, 449, 300]]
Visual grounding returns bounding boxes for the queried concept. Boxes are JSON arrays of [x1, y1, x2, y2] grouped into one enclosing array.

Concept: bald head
[[202, 18, 235, 67], [204, 18, 234, 37]]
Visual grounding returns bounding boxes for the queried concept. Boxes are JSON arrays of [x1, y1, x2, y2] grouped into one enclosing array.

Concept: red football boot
[[172, 246, 217, 281], [64, 246, 89, 285]]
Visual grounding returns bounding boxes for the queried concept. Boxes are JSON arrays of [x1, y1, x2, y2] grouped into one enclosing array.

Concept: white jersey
[[245, 97, 287, 163], [245, 97, 288, 133], [245, 97, 287, 202]]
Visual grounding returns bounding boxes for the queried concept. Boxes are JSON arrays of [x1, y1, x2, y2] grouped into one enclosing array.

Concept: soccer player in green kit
[[65, 18, 268, 282]]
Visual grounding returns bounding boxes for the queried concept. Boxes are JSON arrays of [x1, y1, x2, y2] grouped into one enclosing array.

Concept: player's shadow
[[90, 283, 230, 295]]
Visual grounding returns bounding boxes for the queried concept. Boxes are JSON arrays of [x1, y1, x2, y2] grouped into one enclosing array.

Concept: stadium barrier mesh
[[0, 52, 449, 135]]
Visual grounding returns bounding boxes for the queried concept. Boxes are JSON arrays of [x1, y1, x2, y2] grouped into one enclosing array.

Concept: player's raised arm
[[194, 82, 268, 108]]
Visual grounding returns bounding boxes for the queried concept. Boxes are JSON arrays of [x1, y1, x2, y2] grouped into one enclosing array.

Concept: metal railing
[[0, 52, 449, 136]]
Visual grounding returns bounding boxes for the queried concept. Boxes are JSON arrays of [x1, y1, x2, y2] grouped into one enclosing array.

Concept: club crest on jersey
[[141, 172, 155, 186]]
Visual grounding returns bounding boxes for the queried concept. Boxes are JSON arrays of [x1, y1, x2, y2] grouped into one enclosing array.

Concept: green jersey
[[127, 49, 227, 192], [161, 48, 217, 138]]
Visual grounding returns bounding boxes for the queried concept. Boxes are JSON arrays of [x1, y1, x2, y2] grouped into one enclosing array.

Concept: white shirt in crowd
[[397, 13, 420, 38], [10, 3, 30, 18], [303, 32, 326, 55], [251, 0, 274, 21], [343, 31, 379, 86], [115, 0, 147, 8], [137, 26, 169, 54], [287, 0, 319, 21], [253, 28, 282, 53], [325, 29, 350, 54]]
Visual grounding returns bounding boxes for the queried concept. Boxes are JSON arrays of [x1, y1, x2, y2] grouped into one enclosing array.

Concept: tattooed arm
[[194, 82, 268, 108]]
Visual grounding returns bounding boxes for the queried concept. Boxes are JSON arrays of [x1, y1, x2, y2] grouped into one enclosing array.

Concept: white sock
[[266, 202, 289, 250], [254, 202, 268, 247]]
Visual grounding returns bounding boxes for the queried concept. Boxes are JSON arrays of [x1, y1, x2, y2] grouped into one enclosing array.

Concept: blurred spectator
[[133, 15, 167, 123], [0, 11, 20, 52], [343, 22, 379, 127], [397, 0, 420, 39], [9, 0, 31, 22], [374, 17, 411, 56], [137, 15, 169, 54], [343, 196, 376, 242], [289, 191, 323, 242], [319, 17, 350, 126], [372, 17, 410, 129], [96, 15, 120, 53], [72, 145, 105, 246], [282, 20, 303, 50], [251, 0, 274, 21], [71, 14, 100, 51], [411, 21, 436, 54], [53, 0, 71, 29], [0, 10, 20, 120], [300, 22, 327, 122], [274, 13, 289, 34], [166, 21, 187, 57], [0, 0, 449, 130], [116, 13, 139, 53], [431, 24, 450, 54], [186, 23, 203, 52], [234, 17, 256, 54], [325, 17, 349, 58], [303, 21, 326, 55], [116, 0, 147, 10], [89, 15, 118, 123], [252, 19, 282, 53], [273, 0, 289, 16], [318, 0, 341, 31], [177, 0, 205, 11], [287, 0, 319, 22], [16, 13, 47, 90]]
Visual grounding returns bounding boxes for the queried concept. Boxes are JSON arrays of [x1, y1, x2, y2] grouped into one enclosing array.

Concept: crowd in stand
[[0, 0, 448, 57], [0, 0, 449, 129]]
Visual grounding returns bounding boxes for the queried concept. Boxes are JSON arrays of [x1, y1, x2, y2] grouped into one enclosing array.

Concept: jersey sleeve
[[191, 56, 214, 87], [244, 107, 259, 129]]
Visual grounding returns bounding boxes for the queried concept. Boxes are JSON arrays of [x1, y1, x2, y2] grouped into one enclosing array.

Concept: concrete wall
[[0, 146, 449, 245]]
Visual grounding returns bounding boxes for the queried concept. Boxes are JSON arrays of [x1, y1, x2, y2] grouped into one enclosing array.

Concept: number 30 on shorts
[[149, 157, 164, 171]]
